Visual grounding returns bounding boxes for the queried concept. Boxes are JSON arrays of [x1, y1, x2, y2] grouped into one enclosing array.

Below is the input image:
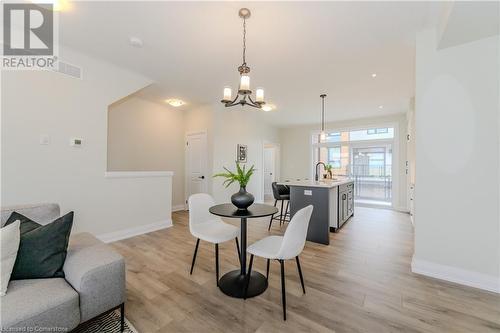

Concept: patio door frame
[[310, 121, 401, 209], [349, 140, 393, 205]]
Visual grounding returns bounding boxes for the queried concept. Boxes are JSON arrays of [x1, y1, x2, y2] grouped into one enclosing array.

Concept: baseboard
[[394, 206, 410, 213], [97, 219, 173, 243], [172, 204, 186, 212], [411, 257, 500, 293]]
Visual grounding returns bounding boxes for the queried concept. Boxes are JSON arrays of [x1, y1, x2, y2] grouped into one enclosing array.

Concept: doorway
[[311, 126, 396, 208], [351, 144, 392, 206], [185, 132, 208, 206], [263, 144, 279, 202]]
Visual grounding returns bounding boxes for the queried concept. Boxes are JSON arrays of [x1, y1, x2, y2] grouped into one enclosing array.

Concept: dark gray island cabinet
[[281, 179, 354, 245]]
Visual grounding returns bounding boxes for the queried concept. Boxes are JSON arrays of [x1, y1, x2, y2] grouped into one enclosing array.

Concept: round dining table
[[209, 203, 279, 298]]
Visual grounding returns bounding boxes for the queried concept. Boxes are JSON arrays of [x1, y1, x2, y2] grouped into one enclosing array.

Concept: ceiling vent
[[52, 60, 82, 79]]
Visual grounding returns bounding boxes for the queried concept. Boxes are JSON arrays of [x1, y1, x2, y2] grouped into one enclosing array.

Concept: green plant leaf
[[213, 161, 255, 188]]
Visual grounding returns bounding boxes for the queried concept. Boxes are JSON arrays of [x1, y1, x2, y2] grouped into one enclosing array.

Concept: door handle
[[198, 176, 205, 179]]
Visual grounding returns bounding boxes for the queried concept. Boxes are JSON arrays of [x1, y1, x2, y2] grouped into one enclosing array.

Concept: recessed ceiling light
[[165, 99, 185, 107], [372, 73, 377, 78], [378, 105, 384, 109], [261, 104, 275, 112], [129, 37, 143, 48], [37, 0, 71, 11]]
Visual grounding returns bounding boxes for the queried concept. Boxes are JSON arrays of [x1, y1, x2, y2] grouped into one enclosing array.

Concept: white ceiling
[[438, 1, 499, 49], [59, 1, 446, 127]]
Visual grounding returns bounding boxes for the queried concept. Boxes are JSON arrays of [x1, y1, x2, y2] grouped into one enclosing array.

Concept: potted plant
[[214, 162, 255, 210], [324, 164, 333, 179]]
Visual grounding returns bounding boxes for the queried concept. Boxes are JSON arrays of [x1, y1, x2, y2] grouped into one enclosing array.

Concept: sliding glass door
[[351, 145, 392, 205], [312, 127, 395, 207]]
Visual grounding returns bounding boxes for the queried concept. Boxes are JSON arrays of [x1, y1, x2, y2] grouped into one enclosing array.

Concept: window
[[367, 128, 388, 135], [312, 126, 395, 206], [327, 147, 341, 168], [313, 127, 394, 143], [350, 128, 393, 141]]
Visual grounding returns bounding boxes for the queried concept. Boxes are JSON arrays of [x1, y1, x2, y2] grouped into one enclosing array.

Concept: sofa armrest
[[63, 233, 125, 322]]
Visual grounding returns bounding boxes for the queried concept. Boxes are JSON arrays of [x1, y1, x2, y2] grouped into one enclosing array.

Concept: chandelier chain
[[242, 17, 246, 65]]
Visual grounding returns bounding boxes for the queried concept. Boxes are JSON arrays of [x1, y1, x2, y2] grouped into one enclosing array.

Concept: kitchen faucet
[[315, 162, 326, 181]]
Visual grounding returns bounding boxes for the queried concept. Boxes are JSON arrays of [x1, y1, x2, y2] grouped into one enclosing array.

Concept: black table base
[[218, 270, 268, 298], [209, 203, 278, 299]]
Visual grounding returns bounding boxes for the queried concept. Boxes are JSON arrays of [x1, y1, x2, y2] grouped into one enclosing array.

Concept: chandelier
[[221, 8, 266, 109]]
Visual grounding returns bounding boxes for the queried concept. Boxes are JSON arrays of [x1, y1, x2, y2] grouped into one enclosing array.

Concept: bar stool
[[268, 182, 290, 231]]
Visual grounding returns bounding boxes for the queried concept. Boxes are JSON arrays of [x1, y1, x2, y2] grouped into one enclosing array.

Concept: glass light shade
[[223, 86, 232, 101], [165, 99, 185, 107], [256, 88, 264, 102], [261, 104, 274, 112], [320, 131, 326, 142], [239, 75, 250, 91]]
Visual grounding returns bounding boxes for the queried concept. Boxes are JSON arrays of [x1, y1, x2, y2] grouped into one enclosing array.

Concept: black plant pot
[[231, 186, 255, 211]]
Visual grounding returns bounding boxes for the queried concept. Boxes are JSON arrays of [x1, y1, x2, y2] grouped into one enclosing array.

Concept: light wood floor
[[111, 207, 500, 333]]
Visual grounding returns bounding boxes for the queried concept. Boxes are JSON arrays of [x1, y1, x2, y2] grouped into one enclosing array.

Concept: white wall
[[413, 30, 500, 292], [1, 46, 175, 236], [212, 107, 280, 203], [279, 114, 408, 210], [107, 96, 185, 207], [183, 104, 280, 204]]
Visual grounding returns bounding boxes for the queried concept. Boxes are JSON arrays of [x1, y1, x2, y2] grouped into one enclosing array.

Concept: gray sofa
[[0, 203, 126, 331]]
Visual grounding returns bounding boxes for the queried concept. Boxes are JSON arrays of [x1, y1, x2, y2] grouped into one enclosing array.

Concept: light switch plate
[[70, 138, 83, 147]]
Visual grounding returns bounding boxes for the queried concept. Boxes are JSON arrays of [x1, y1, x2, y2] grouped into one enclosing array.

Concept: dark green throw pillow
[[6, 211, 74, 280], [5, 211, 42, 234]]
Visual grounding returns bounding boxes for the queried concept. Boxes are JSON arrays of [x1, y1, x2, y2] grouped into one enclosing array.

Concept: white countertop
[[279, 178, 354, 188]]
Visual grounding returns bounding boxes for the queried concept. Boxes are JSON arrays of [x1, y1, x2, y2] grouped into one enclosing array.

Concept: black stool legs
[[268, 199, 290, 231]]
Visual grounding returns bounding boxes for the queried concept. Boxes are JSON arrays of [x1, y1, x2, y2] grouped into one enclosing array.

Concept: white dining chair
[[188, 193, 241, 286], [245, 205, 313, 320]]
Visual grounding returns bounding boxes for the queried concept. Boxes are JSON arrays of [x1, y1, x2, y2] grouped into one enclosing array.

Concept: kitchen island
[[280, 179, 354, 245]]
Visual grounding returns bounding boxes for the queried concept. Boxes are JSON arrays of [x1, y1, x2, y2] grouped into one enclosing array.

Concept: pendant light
[[320, 94, 327, 141]]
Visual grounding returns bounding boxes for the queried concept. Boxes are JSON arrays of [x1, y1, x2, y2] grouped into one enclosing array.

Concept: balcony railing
[[333, 165, 392, 203]]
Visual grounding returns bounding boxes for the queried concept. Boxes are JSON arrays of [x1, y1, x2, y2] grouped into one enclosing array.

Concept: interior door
[[264, 147, 275, 198], [186, 132, 208, 203]]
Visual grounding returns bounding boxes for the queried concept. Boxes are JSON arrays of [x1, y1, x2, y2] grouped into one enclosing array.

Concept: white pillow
[[1, 220, 20, 296]]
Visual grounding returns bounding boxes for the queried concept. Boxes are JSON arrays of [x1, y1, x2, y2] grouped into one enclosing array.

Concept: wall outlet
[[39, 135, 50, 145], [70, 138, 83, 147]]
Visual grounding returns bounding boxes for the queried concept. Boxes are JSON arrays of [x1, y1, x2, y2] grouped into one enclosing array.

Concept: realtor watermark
[[2, 2, 59, 70], [0, 327, 68, 332]]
